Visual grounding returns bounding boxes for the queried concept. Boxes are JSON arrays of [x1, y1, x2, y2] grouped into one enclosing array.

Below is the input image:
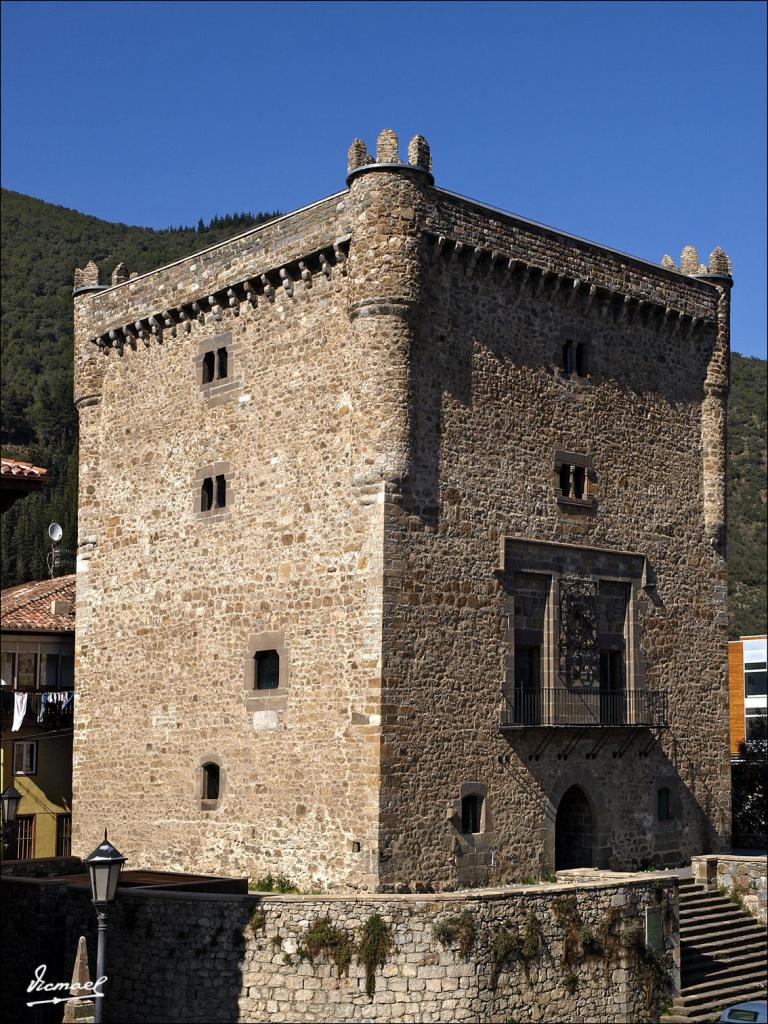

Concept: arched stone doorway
[[555, 785, 594, 870]]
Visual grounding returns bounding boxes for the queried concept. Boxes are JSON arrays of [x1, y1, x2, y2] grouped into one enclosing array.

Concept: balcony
[[499, 687, 668, 729]]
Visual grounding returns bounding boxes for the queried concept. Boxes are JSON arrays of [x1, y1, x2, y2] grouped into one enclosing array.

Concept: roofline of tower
[[87, 190, 349, 297], [434, 188, 722, 294], [83, 182, 721, 304]]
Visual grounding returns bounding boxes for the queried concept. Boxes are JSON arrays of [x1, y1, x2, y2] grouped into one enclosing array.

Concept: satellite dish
[[48, 523, 63, 543]]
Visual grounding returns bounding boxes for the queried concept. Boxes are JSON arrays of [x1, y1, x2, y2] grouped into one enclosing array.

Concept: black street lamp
[[84, 831, 126, 1024], [0, 785, 21, 855]]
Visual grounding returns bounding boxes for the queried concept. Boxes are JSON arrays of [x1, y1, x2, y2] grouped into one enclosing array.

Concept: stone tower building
[[72, 130, 731, 891]]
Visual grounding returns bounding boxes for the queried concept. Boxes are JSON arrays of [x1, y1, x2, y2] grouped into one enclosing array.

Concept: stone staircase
[[663, 878, 767, 1023]]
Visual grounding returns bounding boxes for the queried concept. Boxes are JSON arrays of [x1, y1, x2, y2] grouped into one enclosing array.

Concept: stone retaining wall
[[692, 853, 767, 925], [2, 874, 678, 1024]]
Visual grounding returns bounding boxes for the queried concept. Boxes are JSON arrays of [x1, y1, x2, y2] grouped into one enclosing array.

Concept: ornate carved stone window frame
[[500, 538, 650, 722]]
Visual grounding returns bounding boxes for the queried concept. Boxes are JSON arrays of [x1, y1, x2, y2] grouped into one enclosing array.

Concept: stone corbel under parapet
[[426, 233, 716, 334], [87, 238, 351, 354]]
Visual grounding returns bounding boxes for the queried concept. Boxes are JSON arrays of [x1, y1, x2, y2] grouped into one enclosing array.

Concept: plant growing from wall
[[595, 905, 623, 973], [297, 917, 355, 978], [521, 911, 543, 963], [359, 914, 393, 998], [433, 910, 477, 958], [552, 896, 582, 965], [622, 921, 672, 1010], [490, 912, 543, 988], [249, 873, 300, 893], [720, 883, 752, 917], [249, 907, 267, 933], [490, 924, 523, 988], [563, 970, 579, 995]]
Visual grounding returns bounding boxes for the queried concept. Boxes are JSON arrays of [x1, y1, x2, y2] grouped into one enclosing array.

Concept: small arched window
[[572, 466, 586, 500], [216, 347, 228, 379], [461, 793, 483, 835], [202, 762, 220, 802], [657, 786, 672, 821]]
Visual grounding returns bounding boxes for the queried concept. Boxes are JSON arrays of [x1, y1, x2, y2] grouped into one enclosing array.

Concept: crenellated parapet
[[347, 128, 433, 185], [84, 239, 349, 354], [660, 245, 733, 280], [73, 260, 103, 293]]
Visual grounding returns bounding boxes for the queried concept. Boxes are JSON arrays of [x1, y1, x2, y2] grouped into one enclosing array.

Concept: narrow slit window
[[575, 343, 588, 377], [215, 474, 227, 509], [202, 763, 220, 802], [202, 351, 215, 385], [559, 464, 572, 497], [216, 347, 228, 379], [572, 466, 586, 499], [461, 793, 483, 835], [562, 340, 574, 375], [201, 478, 214, 512]]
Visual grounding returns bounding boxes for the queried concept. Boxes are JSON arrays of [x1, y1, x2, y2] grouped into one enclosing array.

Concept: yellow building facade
[[1, 575, 75, 859]]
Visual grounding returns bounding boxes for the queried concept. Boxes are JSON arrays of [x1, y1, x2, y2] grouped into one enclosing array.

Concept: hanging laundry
[[12, 692, 28, 731]]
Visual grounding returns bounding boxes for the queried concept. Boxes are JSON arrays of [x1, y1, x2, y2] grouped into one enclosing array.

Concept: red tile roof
[[0, 457, 49, 480], [1, 575, 76, 633]]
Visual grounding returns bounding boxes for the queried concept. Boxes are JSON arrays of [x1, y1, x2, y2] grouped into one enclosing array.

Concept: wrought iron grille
[[559, 576, 599, 687], [500, 688, 668, 728]]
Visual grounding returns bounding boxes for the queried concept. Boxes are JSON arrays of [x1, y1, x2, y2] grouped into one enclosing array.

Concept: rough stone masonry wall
[[2, 875, 678, 1024], [72, 193, 389, 891], [378, 183, 730, 887], [693, 853, 767, 926]]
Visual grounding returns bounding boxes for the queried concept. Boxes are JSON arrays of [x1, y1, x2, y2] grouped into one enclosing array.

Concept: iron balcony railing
[[499, 687, 668, 729]]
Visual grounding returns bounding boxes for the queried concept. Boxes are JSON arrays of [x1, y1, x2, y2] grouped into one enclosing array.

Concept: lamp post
[[84, 831, 126, 1024], [0, 785, 21, 856]]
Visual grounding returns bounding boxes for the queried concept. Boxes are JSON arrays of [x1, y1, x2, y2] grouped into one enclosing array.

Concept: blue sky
[[2, 1, 765, 358]]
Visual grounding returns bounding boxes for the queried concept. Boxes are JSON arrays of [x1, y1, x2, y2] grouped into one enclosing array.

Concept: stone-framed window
[[554, 450, 596, 511], [461, 793, 484, 835], [562, 339, 589, 378], [657, 786, 672, 821], [243, 630, 289, 714], [255, 649, 280, 690], [556, 326, 591, 382], [194, 462, 232, 520], [501, 539, 649, 726], [200, 756, 225, 811], [451, 782, 490, 836], [654, 777, 680, 829], [196, 331, 240, 404]]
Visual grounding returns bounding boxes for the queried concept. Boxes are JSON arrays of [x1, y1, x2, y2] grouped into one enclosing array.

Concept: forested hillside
[[1, 190, 277, 584], [1, 190, 766, 636], [728, 353, 768, 637]]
